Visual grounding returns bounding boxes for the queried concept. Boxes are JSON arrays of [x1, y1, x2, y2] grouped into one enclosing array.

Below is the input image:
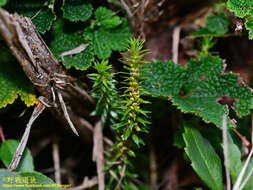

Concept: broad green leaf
[[0, 58, 38, 109], [0, 140, 34, 172], [243, 159, 253, 189], [19, 171, 60, 189], [190, 28, 220, 38], [226, 133, 253, 189], [0, 169, 24, 190], [0, 169, 60, 190], [142, 55, 253, 128], [4, 0, 56, 34], [183, 125, 223, 190], [206, 13, 229, 35], [84, 18, 132, 59], [190, 13, 229, 37], [95, 7, 121, 29], [226, 132, 242, 183], [61, 0, 93, 22], [50, 19, 93, 70], [141, 60, 186, 96], [0, 0, 7, 6]]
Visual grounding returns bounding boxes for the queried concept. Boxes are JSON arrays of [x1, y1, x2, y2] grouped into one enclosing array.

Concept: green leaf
[[0, 140, 34, 172], [190, 28, 220, 38], [0, 59, 38, 109], [50, 19, 93, 70], [132, 134, 140, 147], [190, 13, 229, 37], [4, 0, 56, 33], [61, 0, 93, 22], [226, 132, 242, 184], [95, 7, 121, 29], [0, 169, 60, 190], [142, 55, 253, 128], [206, 13, 230, 35], [0, 169, 24, 190], [18, 171, 60, 189], [141, 60, 186, 96], [243, 159, 253, 190], [183, 125, 223, 190], [84, 18, 132, 59], [0, 0, 7, 6], [227, 0, 253, 18], [24, 7, 56, 34], [245, 17, 253, 40]]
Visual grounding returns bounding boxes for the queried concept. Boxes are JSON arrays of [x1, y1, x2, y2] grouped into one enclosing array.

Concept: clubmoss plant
[[105, 38, 150, 189], [89, 59, 120, 125]]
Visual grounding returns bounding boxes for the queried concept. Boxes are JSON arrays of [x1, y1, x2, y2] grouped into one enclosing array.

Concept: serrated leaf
[[84, 18, 132, 59], [206, 13, 229, 35], [95, 7, 121, 29], [62, 0, 93, 22], [50, 19, 93, 70], [227, 0, 253, 18], [190, 13, 229, 37], [0, 140, 34, 172], [4, 0, 56, 33], [142, 55, 253, 128], [0, 61, 38, 109], [141, 60, 186, 96], [245, 17, 253, 40], [183, 125, 223, 190]]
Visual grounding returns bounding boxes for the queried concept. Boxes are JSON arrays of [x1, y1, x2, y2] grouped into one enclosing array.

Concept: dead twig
[[52, 140, 61, 184], [0, 8, 95, 144], [92, 120, 105, 190], [115, 164, 126, 190], [78, 117, 113, 147], [60, 44, 88, 62], [0, 125, 6, 142], [172, 26, 181, 64], [232, 127, 251, 149], [120, 0, 133, 18], [67, 176, 98, 190], [150, 145, 158, 189], [8, 101, 46, 171]]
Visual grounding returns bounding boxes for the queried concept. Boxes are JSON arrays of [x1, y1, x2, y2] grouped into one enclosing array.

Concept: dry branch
[[0, 8, 95, 144]]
